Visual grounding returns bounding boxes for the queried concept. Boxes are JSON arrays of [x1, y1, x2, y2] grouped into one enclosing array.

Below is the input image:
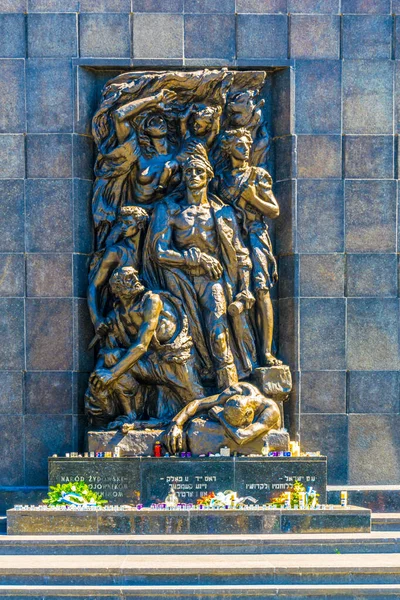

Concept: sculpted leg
[[256, 289, 282, 367], [196, 278, 238, 389]]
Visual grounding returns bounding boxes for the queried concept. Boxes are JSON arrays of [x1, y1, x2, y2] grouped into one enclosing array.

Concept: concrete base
[[6, 506, 371, 536]]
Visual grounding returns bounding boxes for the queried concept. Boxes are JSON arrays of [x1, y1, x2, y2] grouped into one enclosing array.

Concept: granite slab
[[6, 505, 370, 535]]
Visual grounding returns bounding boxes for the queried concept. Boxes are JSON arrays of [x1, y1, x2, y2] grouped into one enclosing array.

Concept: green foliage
[[268, 480, 319, 509], [43, 481, 108, 507]]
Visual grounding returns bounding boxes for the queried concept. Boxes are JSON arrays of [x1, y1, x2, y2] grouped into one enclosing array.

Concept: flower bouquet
[[197, 490, 257, 508], [43, 481, 108, 507]]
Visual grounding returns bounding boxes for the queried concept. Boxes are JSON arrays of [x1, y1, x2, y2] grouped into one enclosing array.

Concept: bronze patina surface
[[86, 69, 290, 453]]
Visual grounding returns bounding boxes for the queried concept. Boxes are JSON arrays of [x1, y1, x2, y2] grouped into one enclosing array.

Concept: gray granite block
[[26, 179, 73, 252], [394, 0, 400, 12], [271, 68, 292, 137], [346, 253, 398, 297], [343, 0, 390, 13], [27, 134, 72, 179], [27, 60, 73, 133], [237, 14, 288, 59], [0, 371, 23, 414], [290, 15, 340, 59], [0, 0, 26, 11], [236, 0, 287, 12], [343, 15, 391, 59], [0, 135, 25, 178], [344, 135, 394, 179], [343, 60, 393, 134], [0, 181, 24, 252], [74, 67, 98, 136], [301, 371, 346, 414], [28, 0, 79, 10], [0, 298, 24, 370], [288, 0, 339, 12], [0, 14, 25, 58], [301, 414, 348, 485], [348, 415, 400, 485], [0, 415, 24, 486], [297, 135, 341, 178], [27, 13, 77, 58], [72, 371, 89, 415], [300, 254, 344, 297], [278, 297, 298, 368], [132, 0, 183, 10], [275, 179, 295, 255], [26, 253, 72, 297], [25, 371, 73, 414], [0, 59, 25, 133], [345, 180, 396, 253], [184, 0, 235, 11], [26, 298, 73, 370], [278, 254, 298, 299], [295, 60, 341, 133], [348, 371, 399, 414], [184, 14, 235, 59], [273, 136, 295, 181], [73, 253, 90, 298], [347, 298, 399, 371], [80, 0, 130, 11], [133, 14, 183, 59], [297, 180, 344, 253], [300, 298, 345, 370], [73, 135, 94, 180], [25, 415, 73, 486], [0, 253, 24, 297], [73, 298, 94, 373], [79, 13, 131, 58], [73, 179, 93, 254]]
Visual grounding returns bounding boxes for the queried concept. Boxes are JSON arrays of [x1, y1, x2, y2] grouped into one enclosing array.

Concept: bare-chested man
[[144, 147, 257, 390], [87, 266, 204, 428], [165, 381, 281, 454]]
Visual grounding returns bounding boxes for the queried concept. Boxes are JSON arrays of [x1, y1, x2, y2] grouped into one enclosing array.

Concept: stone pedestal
[[48, 456, 327, 506]]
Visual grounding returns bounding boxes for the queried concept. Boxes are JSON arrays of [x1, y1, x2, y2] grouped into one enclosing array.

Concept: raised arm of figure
[[113, 89, 177, 144], [87, 248, 121, 334]]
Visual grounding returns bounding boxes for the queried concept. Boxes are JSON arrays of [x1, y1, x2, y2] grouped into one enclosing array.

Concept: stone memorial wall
[[0, 0, 399, 511]]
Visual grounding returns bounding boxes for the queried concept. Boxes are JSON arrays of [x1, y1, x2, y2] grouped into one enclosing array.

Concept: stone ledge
[[7, 506, 371, 536]]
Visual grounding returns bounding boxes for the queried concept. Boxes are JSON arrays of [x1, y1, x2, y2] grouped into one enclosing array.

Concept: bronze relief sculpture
[[86, 69, 292, 454]]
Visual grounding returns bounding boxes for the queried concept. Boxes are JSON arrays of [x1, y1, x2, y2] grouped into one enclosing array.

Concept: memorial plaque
[[48, 456, 326, 506], [235, 457, 327, 504], [48, 458, 141, 504], [140, 457, 234, 504]]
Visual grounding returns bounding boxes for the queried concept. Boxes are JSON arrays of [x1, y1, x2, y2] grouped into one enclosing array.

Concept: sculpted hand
[[89, 368, 115, 392], [95, 318, 109, 338], [208, 406, 224, 421], [165, 423, 184, 455], [200, 253, 223, 280], [235, 289, 255, 310], [241, 184, 258, 204], [157, 89, 177, 108]]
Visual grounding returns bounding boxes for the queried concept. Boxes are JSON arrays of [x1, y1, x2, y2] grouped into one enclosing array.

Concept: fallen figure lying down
[[163, 381, 281, 455]]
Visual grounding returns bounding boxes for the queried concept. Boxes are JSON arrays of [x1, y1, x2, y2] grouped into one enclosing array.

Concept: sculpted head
[[144, 112, 168, 138], [182, 148, 214, 192], [227, 91, 256, 127], [223, 394, 254, 428], [221, 128, 253, 163], [119, 206, 149, 237], [109, 267, 145, 301], [190, 104, 219, 136]]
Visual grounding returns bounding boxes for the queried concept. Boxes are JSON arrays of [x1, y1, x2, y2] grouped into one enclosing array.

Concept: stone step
[[1, 584, 400, 599], [1, 531, 400, 555], [372, 513, 400, 531], [1, 553, 400, 586]]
